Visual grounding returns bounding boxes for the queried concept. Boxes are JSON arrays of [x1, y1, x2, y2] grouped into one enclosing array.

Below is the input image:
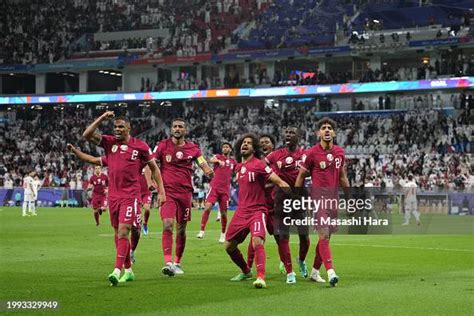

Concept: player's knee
[[225, 241, 236, 253], [162, 219, 173, 231], [117, 227, 130, 238], [252, 236, 264, 247]]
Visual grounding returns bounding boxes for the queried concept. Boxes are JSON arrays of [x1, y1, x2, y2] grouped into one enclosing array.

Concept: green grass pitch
[[1, 207, 473, 315]]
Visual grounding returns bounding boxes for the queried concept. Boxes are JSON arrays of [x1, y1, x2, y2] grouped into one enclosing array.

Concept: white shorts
[[405, 200, 417, 212], [24, 192, 35, 202]]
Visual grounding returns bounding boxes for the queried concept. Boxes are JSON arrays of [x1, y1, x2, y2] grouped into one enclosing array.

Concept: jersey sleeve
[[265, 151, 275, 166], [99, 134, 114, 151], [193, 144, 203, 160], [100, 156, 108, 167], [152, 141, 164, 161], [300, 150, 313, 172], [139, 142, 153, 164]]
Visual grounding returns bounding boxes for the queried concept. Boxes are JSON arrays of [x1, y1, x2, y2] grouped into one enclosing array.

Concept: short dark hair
[[235, 133, 261, 162], [316, 117, 337, 130], [259, 134, 276, 146], [221, 142, 233, 149], [285, 126, 301, 137], [171, 118, 186, 127], [114, 116, 130, 124]]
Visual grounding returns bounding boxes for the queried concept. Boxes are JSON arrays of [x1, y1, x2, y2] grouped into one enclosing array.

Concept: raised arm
[[197, 156, 215, 178], [67, 144, 102, 165], [82, 111, 115, 145]]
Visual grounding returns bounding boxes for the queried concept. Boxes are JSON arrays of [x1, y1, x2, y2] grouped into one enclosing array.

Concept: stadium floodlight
[[9, 73, 14, 76], [103, 71, 109, 74], [109, 72, 116, 75], [98, 70, 104, 73]]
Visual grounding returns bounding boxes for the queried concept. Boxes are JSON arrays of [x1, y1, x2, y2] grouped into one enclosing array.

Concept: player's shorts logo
[[285, 157, 293, 164], [166, 154, 172, 162], [241, 166, 246, 174], [112, 145, 118, 153], [320, 161, 327, 169], [176, 151, 183, 159], [326, 153, 334, 161], [120, 144, 128, 151]]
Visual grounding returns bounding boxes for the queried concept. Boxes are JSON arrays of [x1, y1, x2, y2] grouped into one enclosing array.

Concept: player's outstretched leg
[[252, 236, 267, 289], [174, 222, 187, 274], [94, 210, 100, 226], [161, 219, 175, 277], [318, 232, 338, 287], [297, 234, 310, 278], [246, 240, 255, 269], [219, 209, 228, 243], [310, 240, 326, 283], [198, 202, 213, 239], [109, 225, 132, 286], [143, 203, 151, 235], [226, 240, 252, 281], [22, 201, 29, 217], [130, 227, 141, 264]]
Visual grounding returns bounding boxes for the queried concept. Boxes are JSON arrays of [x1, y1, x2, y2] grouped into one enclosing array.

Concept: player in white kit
[[22, 171, 38, 216], [399, 174, 420, 226]]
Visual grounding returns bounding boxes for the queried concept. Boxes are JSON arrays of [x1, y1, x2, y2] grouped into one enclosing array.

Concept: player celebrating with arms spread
[[88, 165, 108, 226], [153, 118, 214, 276], [197, 142, 236, 243], [295, 118, 350, 287], [82, 111, 165, 286], [225, 134, 290, 289]]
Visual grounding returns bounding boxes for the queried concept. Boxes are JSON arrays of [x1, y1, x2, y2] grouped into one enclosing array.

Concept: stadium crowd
[[1, 95, 472, 193], [0, 0, 264, 64]]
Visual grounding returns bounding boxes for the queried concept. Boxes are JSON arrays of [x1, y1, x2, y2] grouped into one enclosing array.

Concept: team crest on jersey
[[120, 144, 128, 151], [111, 145, 118, 153], [241, 166, 246, 174], [320, 161, 326, 169], [285, 157, 293, 164], [277, 161, 282, 169], [326, 153, 334, 162], [225, 159, 229, 165], [165, 154, 172, 162], [176, 151, 183, 159]]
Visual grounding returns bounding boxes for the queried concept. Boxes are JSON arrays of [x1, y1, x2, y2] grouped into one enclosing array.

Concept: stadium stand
[[1, 94, 472, 192]]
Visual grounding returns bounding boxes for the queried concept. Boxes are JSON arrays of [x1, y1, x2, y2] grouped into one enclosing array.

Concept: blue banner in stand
[[0, 64, 34, 72], [1, 77, 473, 105]]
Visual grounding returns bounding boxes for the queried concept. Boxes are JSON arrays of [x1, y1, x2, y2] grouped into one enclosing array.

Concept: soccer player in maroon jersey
[[82, 111, 166, 286], [88, 165, 108, 226], [225, 134, 290, 289], [265, 127, 310, 284], [246, 134, 275, 269], [153, 118, 214, 276], [295, 117, 350, 287], [139, 169, 153, 236], [197, 142, 236, 243]]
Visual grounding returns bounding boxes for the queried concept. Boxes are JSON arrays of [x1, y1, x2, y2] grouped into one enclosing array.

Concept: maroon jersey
[[235, 156, 273, 215], [153, 138, 202, 194], [301, 144, 345, 188], [139, 173, 149, 194], [265, 147, 306, 187], [99, 135, 153, 199], [209, 154, 236, 189], [90, 174, 108, 197]]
